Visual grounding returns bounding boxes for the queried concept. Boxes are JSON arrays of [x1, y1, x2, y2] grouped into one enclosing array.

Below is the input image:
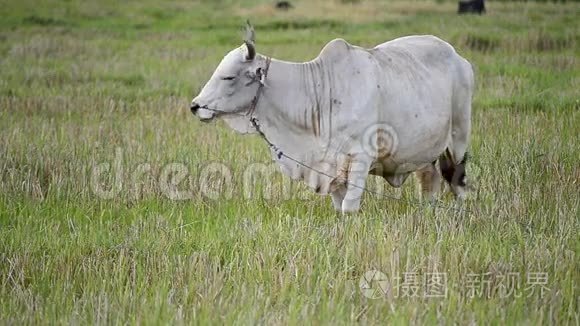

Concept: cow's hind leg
[[444, 58, 472, 199], [416, 162, 441, 201], [449, 56, 472, 170], [439, 149, 468, 199]]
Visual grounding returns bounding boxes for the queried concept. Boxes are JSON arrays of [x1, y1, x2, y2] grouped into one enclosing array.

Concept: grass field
[[1, 0, 578, 324]]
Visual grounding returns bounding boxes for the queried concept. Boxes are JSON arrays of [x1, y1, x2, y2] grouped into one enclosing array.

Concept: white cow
[[190, 23, 473, 213]]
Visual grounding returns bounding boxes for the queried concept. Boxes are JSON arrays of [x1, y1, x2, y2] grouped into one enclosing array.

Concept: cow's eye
[[221, 76, 236, 81]]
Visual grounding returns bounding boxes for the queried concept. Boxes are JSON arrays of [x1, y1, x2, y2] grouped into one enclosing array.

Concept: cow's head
[[190, 21, 266, 124]]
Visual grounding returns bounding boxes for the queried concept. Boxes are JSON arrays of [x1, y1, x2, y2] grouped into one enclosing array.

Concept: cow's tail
[[439, 148, 468, 198]]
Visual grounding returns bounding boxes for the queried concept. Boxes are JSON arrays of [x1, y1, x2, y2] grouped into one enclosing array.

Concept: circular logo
[[359, 270, 390, 299], [361, 123, 399, 159]]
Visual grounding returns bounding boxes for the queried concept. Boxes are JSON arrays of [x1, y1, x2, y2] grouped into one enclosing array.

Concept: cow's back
[[371, 35, 473, 101], [372, 35, 459, 71]]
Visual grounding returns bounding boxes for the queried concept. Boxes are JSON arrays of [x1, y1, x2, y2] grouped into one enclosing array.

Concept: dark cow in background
[[458, 0, 486, 14], [275, 1, 293, 10]]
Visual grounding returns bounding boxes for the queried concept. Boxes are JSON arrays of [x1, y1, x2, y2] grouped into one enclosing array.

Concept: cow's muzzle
[[190, 102, 215, 122], [190, 102, 200, 114]]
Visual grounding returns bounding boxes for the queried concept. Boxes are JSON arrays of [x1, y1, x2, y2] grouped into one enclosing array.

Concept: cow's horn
[[244, 20, 256, 60], [245, 19, 255, 43], [245, 41, 256, 61]]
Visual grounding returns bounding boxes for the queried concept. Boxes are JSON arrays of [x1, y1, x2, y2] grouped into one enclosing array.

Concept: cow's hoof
[[341, 199, 361, 214]]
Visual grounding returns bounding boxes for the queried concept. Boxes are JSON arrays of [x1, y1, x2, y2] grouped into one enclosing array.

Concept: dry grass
[[0, 0, 578, 324]]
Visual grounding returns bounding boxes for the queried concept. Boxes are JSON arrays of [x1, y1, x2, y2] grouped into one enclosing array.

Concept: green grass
[[0, 0, 578, 324]]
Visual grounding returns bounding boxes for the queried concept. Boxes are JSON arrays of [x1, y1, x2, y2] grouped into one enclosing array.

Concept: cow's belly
[[274, 121, 449, 192], [378, 95, 452, 166], [369, 112, 451, 176], [391, 131, 449, 166], [271, 98, 451, 193]]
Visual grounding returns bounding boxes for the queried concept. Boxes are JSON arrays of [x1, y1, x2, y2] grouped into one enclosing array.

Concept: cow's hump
[[318, 38, 353, 61]]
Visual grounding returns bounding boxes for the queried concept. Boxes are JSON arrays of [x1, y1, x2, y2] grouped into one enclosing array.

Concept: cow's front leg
[[341, 160, 371, 213], [330, 186, 347, 211]]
